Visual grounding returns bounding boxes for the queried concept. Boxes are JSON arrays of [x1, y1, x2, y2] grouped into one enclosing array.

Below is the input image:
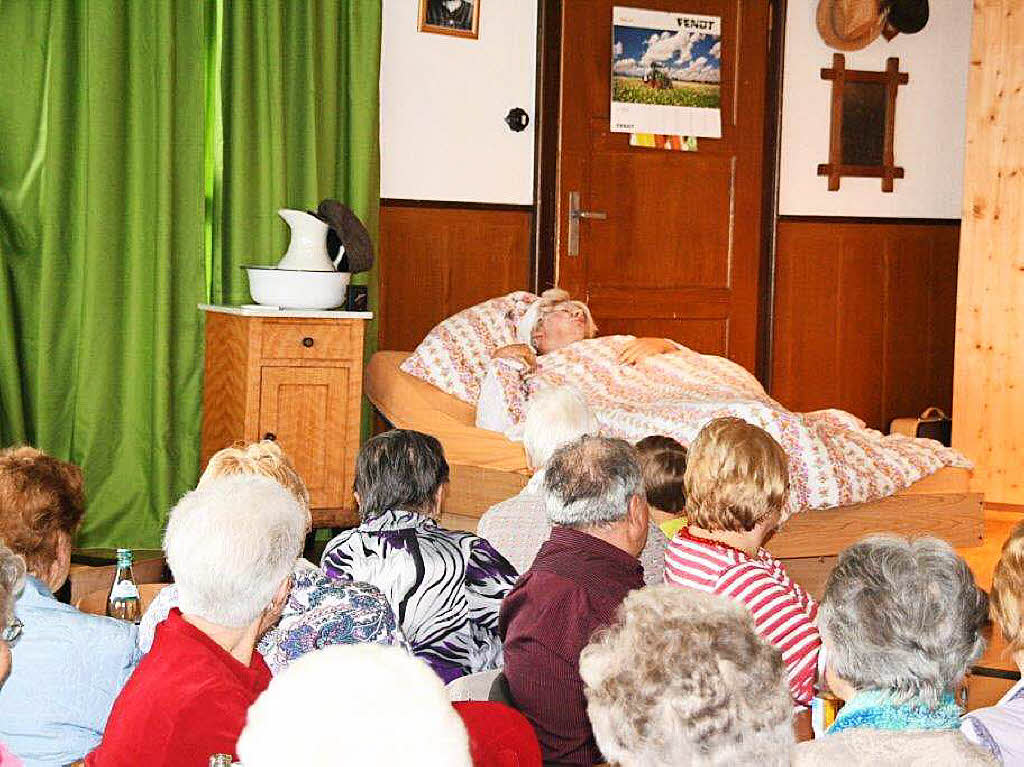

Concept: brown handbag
[[889, 407, 952, 446]]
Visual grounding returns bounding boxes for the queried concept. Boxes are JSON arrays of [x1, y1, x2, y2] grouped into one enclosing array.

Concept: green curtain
[[0, 0, 209, 548], [0, 0, 382, 547], [211, 1, 381, 357]]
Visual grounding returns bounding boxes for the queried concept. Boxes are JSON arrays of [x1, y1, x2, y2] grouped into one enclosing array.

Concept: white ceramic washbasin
[[243, 266, 350, 310]]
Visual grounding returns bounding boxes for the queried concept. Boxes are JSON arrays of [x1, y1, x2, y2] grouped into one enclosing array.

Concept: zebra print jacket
[[321, 509, 519, 683]]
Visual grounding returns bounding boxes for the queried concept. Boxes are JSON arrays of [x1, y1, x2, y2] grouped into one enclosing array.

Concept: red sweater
[[664, 529, 821, 706], [500, 528, 644, 765], [86, 609, 271, 766]]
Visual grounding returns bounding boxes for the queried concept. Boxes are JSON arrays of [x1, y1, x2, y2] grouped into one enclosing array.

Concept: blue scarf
[[828, 689, 962, 734]]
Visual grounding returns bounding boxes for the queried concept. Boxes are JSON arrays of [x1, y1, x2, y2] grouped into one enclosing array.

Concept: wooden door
[[556, 0, 771, 371], [259, 366, 353, 515]]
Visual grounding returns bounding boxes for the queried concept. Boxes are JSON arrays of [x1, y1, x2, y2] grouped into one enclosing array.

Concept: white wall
[[379, 0, 538, 205], [779, 3, 972, 218]]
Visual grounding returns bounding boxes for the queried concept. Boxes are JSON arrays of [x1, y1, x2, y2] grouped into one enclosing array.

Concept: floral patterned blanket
[[488, 335, 968, 518]]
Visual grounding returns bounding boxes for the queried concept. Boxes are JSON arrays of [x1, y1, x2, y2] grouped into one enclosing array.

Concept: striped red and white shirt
[[665, 528, 821, 707]]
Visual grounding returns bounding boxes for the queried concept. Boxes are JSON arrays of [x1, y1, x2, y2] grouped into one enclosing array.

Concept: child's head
[[684, 418, 788, 534], [635, 435, 688, 514], [990, 520, 1024, 655], [200, 440, 311, 530]]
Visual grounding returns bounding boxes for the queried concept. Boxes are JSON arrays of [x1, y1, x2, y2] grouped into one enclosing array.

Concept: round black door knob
[[263, 432, 276, 441], [505, 107, 530, 132], [302, 337, 315, 347]]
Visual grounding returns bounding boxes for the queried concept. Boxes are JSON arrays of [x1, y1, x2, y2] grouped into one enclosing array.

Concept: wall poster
[[611, 7, 722, 138]]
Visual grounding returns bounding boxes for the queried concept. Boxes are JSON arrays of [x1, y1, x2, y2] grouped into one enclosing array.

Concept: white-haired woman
[[477, 386, 667, 583], [0, 543, 25, 767], [581, 585, 794, 766], [476, 288, 678, 435], [793, 535, 996, 766], [87, 476, 306, 766], [139, 440, 406, 673]]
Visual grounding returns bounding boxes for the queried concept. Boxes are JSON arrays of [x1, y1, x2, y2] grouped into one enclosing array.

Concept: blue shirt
[[0, 576, 141, 767]]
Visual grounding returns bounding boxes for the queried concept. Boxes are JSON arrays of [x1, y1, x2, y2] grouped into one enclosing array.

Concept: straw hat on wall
[[816, 0, 885, 51]]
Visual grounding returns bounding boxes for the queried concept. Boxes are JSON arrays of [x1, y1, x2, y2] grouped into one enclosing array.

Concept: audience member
[[87, 476, 305, 765], [0, 447, 141, 766], [321, 430, 517, 683], [581, 585, 794, 767], [0, 544, 25, 767], [635, 434, 688, 539], [500, 435, 648, 765], [478, 387, 667, 584], [139, 440, 405, 672], [793, 535, 994, 766], [664, 417, 821, 706], [238, 644, 473, 766], [962, 519, 1024, 762]]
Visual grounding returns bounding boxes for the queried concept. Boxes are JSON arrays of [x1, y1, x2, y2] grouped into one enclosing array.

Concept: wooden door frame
[[530, 0, 788, 384]]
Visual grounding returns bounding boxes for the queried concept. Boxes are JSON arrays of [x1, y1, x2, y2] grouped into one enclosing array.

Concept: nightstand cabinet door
[[258, 365, 354, 515]]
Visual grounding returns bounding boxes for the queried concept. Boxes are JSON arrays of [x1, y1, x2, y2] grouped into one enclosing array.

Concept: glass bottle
[[106, 548, 141, 623]]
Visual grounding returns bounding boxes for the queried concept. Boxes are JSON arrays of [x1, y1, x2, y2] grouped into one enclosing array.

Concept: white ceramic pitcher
[[276, 209, 336, 271]]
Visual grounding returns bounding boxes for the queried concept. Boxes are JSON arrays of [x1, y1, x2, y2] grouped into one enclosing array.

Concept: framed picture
[[418, 0, 480, 39]]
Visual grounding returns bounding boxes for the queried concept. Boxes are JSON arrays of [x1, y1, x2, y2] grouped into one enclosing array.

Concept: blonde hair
[[683, 418, 788, 533], [200, 441, 311, 527], [991, 520, 1024, 654], [532, 288, 598, 343]]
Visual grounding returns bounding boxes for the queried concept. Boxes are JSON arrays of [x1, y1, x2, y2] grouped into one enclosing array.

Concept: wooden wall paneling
[[378, 203, 533, 351], [953, 0, 1024, 504], [772, 219, 959, 431]]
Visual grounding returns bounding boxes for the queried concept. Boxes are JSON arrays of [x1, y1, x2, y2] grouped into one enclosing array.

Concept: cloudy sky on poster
[[613, 26, 721, 83]]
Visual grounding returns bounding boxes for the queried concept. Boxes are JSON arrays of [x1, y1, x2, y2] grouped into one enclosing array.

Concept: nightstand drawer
[[261, 320, 355, 360]]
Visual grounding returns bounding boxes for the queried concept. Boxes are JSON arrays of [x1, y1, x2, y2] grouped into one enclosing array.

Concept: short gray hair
[[164, 475, 305, 628], [543, 435, 642, 528], [581, 586, 794, 767], [354, 430, 449, 520], [523, 386, 598, 468], [820, 535, 988, 706], [0, 543, 25, 630]]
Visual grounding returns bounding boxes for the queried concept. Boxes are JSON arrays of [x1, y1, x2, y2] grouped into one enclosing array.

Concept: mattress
[[365, 351, 530, 474]]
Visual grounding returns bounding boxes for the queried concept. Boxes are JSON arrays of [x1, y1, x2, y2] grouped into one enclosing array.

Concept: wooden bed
[[367, 352, 983, 598]]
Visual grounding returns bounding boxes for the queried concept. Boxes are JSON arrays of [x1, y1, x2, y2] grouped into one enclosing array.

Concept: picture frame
[[818, 54, 908, 192], [418, 0, 480, 39]]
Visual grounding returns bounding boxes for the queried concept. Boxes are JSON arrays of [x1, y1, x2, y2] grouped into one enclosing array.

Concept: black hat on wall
[[887, 0, 929, 34]]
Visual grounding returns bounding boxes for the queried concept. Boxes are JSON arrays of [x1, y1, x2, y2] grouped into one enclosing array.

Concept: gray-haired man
[[499, 435, 649, 766]]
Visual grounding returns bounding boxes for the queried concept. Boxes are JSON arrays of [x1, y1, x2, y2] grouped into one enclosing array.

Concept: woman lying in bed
[[477, 289, 682, 434]]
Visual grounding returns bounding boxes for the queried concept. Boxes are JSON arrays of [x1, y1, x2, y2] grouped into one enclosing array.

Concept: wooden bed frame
[[367, 352, 983, 598]]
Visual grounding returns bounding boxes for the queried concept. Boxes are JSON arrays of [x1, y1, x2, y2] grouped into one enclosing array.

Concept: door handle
[[567, 191, 606, 257]]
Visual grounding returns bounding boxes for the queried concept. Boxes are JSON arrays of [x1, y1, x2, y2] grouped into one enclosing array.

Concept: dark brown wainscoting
[[378, 201, 533, 352], [771, 218, 960, 431]]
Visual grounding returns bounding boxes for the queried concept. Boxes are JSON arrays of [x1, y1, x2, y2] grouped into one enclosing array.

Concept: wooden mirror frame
[[818, 54, 908, 192]]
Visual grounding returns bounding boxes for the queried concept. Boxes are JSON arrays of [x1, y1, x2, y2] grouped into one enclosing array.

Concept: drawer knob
[[302, 337, 315, 348], [263, 432, 276, 441]]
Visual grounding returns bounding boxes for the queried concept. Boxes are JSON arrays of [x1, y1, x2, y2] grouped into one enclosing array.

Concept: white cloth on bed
[[474, 335, 968, 519]]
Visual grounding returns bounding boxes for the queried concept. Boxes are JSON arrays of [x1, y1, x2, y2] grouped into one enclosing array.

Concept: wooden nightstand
[[199, 305, 372, 528]]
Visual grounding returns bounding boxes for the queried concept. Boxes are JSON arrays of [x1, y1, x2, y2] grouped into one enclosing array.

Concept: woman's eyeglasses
[[2, 617, 22, 646]]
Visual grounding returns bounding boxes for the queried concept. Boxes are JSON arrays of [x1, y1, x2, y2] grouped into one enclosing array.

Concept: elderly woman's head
[[353, 430, 450, 521], [237, 645, 472, 767], [164, 475, 305, 629], [523, 289, 597, 355], [581, 585, 794, 767], [523, 387, 598, 470], [0, 543, 26, 684], [988, 520, 1024, 659], [199, 440, 311, 530], [820, 535, 988, 706], [0, 447, 85, 591]]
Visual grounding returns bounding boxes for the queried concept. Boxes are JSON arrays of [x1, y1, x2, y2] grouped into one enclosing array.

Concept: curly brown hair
[[0, 447, 86, 576]]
